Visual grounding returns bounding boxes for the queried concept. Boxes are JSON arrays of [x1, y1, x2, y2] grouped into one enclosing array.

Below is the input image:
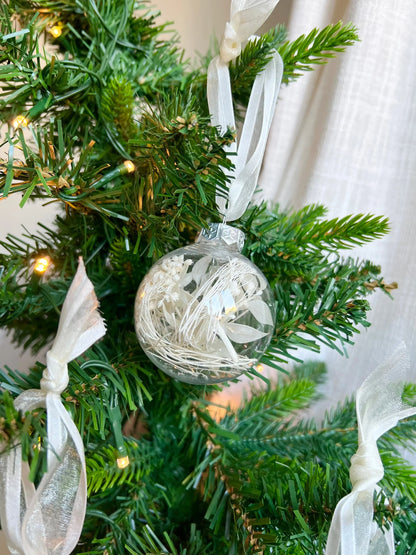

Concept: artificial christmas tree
[[0, 0, 415, 553]]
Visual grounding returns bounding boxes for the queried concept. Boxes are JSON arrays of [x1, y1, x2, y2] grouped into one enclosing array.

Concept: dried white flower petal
[[246, 298, 274, 325], [225, 323, 268, 343]]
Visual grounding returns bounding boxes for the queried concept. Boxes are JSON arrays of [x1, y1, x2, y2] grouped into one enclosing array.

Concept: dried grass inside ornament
[[134, 224, 276, 384]]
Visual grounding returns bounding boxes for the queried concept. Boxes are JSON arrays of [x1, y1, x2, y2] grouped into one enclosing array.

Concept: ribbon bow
[[326, 343, 416, 555], [0, 258, 106, 555], [207, 0, 283, 222]]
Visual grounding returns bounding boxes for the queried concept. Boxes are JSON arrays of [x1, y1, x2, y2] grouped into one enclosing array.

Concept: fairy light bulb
[[109, 403, 129, 470], [116, 455, 130, 469], [33, 436, 42, 450], [256, 364, 264, 373], [123, 160, 135, 173], [12, 115, 29, 129], [48, 25, 63, 38], [34, 256, 51, 274]]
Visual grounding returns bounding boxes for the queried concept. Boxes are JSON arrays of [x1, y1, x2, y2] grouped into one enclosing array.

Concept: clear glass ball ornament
[[134, 224, 276, 384]]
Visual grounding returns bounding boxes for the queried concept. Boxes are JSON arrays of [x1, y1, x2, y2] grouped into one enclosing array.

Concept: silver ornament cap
[[197, 223, 245, 252]]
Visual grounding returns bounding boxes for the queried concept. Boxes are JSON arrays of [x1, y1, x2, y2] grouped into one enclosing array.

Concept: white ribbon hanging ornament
[[207, 0, 284, 222], [0, 258, 106, 555], [326, 343, 416, 555]]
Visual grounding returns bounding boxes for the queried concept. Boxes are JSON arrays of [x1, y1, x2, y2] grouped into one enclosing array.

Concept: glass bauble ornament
[[134, 224, 276, 384]]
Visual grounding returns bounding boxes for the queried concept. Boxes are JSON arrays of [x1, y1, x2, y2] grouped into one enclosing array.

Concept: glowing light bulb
[[117, 456, 130, 469], [33, 436, 42, 450], [123, 160, 135, 173], [49, 25, 62, 38], [34, 256, 51, 274], [256, 364, 264, 373], [12, 115, 29, 129]]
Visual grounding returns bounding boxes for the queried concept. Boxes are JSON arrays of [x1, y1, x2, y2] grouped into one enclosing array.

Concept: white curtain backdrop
[[260, 0, 416, 413]]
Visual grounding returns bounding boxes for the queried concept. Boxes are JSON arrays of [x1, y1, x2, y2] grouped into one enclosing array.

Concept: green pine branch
[[229, 25, 288, 109], [126, 91, 234, 258], [101, 76, 138, 144], [265, 258, 385, 367], [380, 452, 416, 503], [242, 203, 390, 280], [279, 21, 359, 83], [239, 204, 393, 368], [189, 368, 416, 552], [86, 439, 151, 496], [1, 103, 233, 254], [221, 377, 320, 439], [393, 501, 416, 555], [0, 389, 45, 455], [228, 21, 358, 110], [0, 122, 132, 220]]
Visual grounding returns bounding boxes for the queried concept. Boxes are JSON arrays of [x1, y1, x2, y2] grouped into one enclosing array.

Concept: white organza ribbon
[[0, 258, 106, 555], [326, 343, 416, 555], [207, 0, 283, 222]]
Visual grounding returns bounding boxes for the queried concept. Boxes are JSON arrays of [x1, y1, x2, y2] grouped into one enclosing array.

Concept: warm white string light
[[116, 456, 130, 469], [123, 160, 135, 173], [33, 256, 51, 274], [48, 24, 63, 38], [11, 115, 29, 129]]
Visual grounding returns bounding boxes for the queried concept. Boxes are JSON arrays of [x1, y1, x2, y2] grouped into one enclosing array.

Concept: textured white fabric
[[260, 0, 416, 410]]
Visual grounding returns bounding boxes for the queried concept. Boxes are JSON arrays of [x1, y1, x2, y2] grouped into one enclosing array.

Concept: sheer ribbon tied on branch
[[326, 343, 416, 555], [0, 258, 106, 555], [207, 0, 283, 222]]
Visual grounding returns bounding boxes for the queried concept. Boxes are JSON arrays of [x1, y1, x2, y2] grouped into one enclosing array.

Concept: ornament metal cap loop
[[197, 223, 245, 252]]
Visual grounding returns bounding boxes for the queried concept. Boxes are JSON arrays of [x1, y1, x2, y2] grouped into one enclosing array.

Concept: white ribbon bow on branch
[[326, 343, 416, 555], [207, 0, 283, 222], [0, 258, 106, 555]]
